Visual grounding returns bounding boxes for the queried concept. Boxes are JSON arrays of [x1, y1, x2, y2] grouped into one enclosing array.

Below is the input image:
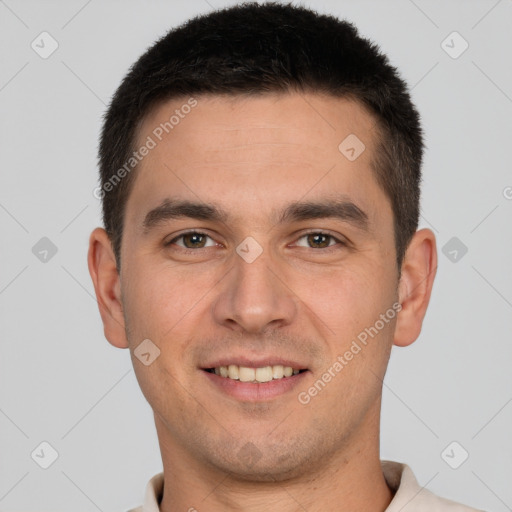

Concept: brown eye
[[306, 233, 332, 248], [167, 232, 216, 249], [292, 232, 346, 251], [182, 233, 207, 248]]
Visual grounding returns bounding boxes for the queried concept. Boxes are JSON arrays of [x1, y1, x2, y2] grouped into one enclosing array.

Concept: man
[[88, 3, 482, 511]]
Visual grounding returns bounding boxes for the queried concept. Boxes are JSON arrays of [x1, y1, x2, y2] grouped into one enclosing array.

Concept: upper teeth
[[213, 365, 300, 383]]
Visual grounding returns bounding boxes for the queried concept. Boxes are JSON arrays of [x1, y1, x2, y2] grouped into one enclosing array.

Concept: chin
[[214, 456, 308, 483], [201, 436, 330, 483]]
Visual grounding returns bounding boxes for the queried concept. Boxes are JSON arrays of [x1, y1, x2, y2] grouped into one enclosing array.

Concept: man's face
[[120, 93, 399, 480]]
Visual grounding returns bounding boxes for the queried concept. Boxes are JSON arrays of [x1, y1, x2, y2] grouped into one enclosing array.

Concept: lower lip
[[202, 370, 309, 402]]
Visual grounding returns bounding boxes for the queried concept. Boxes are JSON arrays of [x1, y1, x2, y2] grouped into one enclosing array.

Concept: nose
[[211, 246, 298, 334]]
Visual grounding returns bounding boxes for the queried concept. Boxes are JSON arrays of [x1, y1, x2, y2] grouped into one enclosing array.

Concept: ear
[[87, 227, 129, 348], [394, 228, 437, 347]]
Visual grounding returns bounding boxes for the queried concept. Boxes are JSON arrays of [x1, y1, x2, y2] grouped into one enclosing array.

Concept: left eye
[[169, 232, 217, 249], [295, 232, 341, 249]]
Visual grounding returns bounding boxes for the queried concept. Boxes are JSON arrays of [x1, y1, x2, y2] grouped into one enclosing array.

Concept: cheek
[[302, 269, 396, 409], [131, 353, 194, 437], [122, 267, 204, 410], [296, 263, 394, 336], [122, 262, 219, 390], [122, 261, 204, 338]]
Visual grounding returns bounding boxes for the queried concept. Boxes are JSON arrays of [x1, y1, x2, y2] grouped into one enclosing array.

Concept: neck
[[156, 411, 394, 512]]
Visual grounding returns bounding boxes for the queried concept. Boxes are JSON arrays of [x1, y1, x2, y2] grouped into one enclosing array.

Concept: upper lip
[[201, 356, 308, 370]]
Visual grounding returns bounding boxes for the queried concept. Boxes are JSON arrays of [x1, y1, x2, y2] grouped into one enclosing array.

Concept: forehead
[[139, 92, 376, 158], [126, 92, 388, 227]]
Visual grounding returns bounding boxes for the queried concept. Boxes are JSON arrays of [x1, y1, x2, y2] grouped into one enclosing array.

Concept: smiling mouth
[[204, 364, 307, 383]]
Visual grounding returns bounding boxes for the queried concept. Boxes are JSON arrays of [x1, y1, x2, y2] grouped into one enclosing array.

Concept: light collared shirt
[[127, 460, 483, 512]]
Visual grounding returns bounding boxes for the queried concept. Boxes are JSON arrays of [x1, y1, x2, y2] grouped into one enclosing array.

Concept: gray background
[[1, 0, 511, 510]]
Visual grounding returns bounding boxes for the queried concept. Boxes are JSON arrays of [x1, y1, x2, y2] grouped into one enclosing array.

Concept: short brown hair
[[98, 2, 423, 270]]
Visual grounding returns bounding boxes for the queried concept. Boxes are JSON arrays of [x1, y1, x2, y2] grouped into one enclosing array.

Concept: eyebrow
[[142, 197, 369, 233]]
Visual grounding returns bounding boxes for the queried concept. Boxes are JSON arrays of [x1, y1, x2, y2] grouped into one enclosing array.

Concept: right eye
[[165, 231, 218, 249]]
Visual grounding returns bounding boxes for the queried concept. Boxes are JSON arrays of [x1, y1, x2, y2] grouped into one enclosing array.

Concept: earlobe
[[87, 227, 129, 349], [393, 228, 437, 348]]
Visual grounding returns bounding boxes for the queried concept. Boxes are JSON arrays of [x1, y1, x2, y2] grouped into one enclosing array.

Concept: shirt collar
[[135, 460, 476, 512]]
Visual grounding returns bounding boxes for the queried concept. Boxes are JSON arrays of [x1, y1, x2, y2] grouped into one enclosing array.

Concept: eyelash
[[165, 230, 347, 252]]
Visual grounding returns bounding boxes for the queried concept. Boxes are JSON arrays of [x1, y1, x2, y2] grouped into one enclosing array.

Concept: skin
[[88, 92, 437, 512]]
